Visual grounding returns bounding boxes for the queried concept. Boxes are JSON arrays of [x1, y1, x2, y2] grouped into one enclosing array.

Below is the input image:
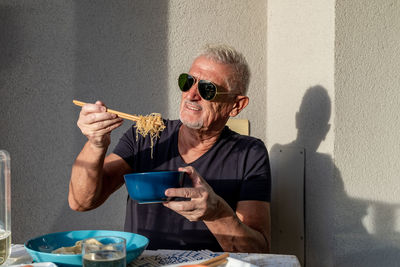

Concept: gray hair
[[199, 44, 250, 95]]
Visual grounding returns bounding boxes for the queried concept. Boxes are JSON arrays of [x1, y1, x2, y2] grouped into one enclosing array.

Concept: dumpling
[[51, 238, 103, 254]]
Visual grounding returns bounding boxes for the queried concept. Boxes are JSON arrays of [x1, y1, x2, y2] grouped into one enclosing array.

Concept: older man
[[69, 44, 271, 253]]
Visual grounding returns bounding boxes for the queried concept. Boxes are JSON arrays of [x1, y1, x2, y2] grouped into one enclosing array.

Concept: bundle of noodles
[[52, 238, 103, 254], [134, 113, 166, 158]]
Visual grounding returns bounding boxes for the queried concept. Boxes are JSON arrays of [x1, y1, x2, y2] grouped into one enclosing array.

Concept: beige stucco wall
[[268, 0, 400, 266], [166, 0, 268, 140], [266, 0, 335, 265], [335, 1, 400, 266]]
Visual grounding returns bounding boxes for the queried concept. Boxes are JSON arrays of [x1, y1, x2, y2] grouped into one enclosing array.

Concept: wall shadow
[[271, 86, 400, 267], [0, 2, 78, 243], [51, 1, 170, 234], [0, 4, 21, 147]]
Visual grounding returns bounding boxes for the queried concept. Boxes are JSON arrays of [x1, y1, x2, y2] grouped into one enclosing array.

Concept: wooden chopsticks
[[72, 100, 141, 122], [181, 253, 229, 267]]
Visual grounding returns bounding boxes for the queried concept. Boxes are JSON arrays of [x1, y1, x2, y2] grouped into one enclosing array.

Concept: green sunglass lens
[[178, 74, 195, 92], [199, 81, 217, 100]]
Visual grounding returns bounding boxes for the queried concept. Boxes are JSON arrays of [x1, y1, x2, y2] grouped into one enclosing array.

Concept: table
[[130, 249, 300, 267], [6, 245, 301, 267]]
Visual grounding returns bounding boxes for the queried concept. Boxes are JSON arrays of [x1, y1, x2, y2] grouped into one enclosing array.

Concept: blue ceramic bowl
[[124, 171, 185, 203], [24, 230, 149, 267]]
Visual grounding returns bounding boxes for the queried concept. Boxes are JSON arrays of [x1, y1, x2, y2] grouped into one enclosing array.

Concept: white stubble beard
[[179, 100, 204, 129]]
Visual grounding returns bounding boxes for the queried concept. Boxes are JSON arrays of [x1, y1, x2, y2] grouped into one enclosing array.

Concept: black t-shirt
[[113, 119, 271, 251]]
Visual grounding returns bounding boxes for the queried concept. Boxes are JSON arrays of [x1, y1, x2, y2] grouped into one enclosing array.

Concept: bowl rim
[[24, 230, 149, 256], [124, 170, 185, 177]]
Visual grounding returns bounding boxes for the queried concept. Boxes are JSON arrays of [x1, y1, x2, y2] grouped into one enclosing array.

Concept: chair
[[226, 118, 249, 135]]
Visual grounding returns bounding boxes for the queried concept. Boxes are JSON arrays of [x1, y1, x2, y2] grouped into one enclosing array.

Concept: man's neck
[[178, 125, 223, 164]]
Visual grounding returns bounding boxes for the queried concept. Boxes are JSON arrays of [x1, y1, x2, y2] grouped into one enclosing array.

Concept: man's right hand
[[77, 100, 124, 149]]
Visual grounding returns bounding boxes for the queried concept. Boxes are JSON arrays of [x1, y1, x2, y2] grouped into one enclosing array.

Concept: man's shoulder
[[224, 126, 265, 143], [164, 119, 181, 126], [222, 127, 267, 152], [162, 119, 181, 134]]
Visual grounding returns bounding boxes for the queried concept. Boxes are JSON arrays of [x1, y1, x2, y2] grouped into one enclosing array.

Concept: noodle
[[134, 113, 166, 158], [51, 238, 102, 254]]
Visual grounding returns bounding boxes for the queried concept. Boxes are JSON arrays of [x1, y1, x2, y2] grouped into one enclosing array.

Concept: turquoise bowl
[[124, 171, 185, 203], [24, 230, 149, 267]]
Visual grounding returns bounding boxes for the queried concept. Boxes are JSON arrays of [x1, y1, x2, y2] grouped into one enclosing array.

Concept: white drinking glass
[[82, 236, 126, 267], [0, 150, 11, 265]]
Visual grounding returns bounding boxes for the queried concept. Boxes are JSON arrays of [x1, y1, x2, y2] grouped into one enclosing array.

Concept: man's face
[[179, 56, 237, 131]]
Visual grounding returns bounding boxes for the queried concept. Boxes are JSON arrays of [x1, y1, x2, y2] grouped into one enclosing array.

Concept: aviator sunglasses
[[178, 73, 240, 101]]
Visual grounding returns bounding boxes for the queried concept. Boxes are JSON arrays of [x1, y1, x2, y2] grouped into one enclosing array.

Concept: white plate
[[162, 257, 258, 267]]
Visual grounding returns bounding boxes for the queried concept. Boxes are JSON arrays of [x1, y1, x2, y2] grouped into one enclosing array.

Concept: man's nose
[[185, 82, 202, 100]]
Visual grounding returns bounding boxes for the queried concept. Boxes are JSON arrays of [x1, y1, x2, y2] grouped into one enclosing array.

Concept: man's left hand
[[163, 166, 223, 221]]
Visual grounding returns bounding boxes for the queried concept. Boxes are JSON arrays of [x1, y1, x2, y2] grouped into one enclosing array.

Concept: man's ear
[[229, 96, 249, 117]]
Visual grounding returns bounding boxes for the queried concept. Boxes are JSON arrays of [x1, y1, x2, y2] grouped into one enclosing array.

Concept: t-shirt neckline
[[174, 120, 231, 166]]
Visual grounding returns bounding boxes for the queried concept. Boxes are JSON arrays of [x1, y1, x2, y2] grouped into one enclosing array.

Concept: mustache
[[183, 100, 202, 110]]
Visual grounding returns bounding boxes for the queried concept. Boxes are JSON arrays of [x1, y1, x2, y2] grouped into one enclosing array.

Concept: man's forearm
[[68, 141, 108, 211], [204, 199, 270, 253]]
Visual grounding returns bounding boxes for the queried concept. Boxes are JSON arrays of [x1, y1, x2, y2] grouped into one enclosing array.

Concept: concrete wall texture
[[267, 0, 400, 266], [267, 1, 336, 266], [334, 1, 400, 266], [1, 0, 400, 266]]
